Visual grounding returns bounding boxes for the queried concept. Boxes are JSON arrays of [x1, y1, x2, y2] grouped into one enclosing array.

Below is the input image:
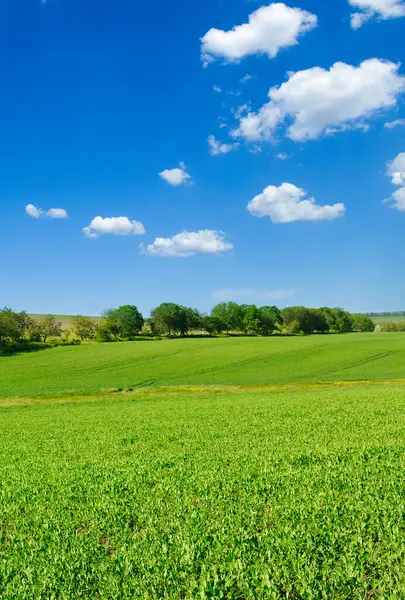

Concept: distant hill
[[29, 314, 102, 328]]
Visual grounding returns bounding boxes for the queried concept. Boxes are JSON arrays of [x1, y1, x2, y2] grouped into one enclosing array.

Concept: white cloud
[[385, 152, 405, 210], [233, 59, 405, 142], [247, 182, 345, 223], [387, 152, 405, 185], [25, 204, 68, 219], [142, 230, 233, 257], [240, 74, 253, 84], [201, 3, 317, 65], [83, 216, 145, 238], [212, 288, 295, 303], [208, 134, 238, 156], [159, 162, 192, 186], [348, 0, 405, 28], [276, 152, 290, 160], [213, 85, 222, 93], [385, 118, 405, 128]]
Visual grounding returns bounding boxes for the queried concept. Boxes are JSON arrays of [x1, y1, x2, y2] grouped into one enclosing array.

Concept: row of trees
[[0, 303, 376, 352], [95, 302, 375, 340]]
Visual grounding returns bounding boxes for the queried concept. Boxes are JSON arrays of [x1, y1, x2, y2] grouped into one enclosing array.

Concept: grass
[[1, 333, 405, 398], [372, 316, 405, 323], [2, 385, 405, 598]]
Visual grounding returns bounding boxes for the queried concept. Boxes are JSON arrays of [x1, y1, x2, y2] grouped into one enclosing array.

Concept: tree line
[[0, 303, 376, 353]]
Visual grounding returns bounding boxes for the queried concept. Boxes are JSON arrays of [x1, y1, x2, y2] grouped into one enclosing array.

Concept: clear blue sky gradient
[[1, 0, 404, 315]]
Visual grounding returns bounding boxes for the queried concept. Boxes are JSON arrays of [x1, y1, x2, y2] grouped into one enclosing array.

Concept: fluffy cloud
[[247, 183, 345, 223], [25, 204, 68, 219], [348, 0, 405, 28], [387, 152, 405, 185], [240, 74, 253, 84], [201, 3, 317, 65], [212, 288, 295, 303], [385, 118, 405, 128], [276, 152, 290, 160], [83, 216, 145, 238], [159, 162, 192, 186], [233, 59, 405, 142], [142, 230, 233, 257], [385, 152, 405, 210], [208, 135, 238, 156]]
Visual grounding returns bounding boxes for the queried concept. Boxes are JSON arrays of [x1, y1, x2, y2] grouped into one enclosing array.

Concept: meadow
[[1, 333, 405, 398], [2, 334, 405, 598]]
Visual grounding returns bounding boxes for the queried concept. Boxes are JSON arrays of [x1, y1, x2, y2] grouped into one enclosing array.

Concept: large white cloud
[[385, 152, 405, 210], [348, 0, 405, 28], [83, 216, 145, 238], [159, 162, 192, 186], [25, 204, 68, 219], [208, 135, 237, 156], [141, 230, 233, 257], [247, 183, 345, 223], [201, 3, 317, 65], [233, 59, 405, 143]]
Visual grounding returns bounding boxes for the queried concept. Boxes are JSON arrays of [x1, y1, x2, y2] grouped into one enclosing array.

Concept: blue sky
[[1, 0, 405, 316]]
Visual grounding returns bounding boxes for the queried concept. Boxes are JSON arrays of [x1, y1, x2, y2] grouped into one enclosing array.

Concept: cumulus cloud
[[247, 182, 345, 223], [385, 118, 405, 128], [159, 162, 192, 186], [208, 135, 238, 156], [141, 230, 233, 257], [212, 288, 295, 303], [385, 152, 405, 210], [25, 204, 68, 219], [233, 59, 405, 143], [201, 3, 317, 65], [348, 0, 405, 28], [387, 152, 405, 185], [83, 216, 145, 238]]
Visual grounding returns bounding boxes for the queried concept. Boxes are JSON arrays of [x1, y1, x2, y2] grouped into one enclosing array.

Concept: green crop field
[[2, 334, 405, 598], [2, 384, 405, 598], [1, 333, 405, 398]]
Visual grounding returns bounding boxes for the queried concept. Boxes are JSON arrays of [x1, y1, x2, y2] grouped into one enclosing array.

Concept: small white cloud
[[208, 134, 238, 156], [233, 59, 405, 143], [247, 182, 345, 224], [276, 152, 290, 160], [25, 204, 68, 219], [212, 288, 295, 303], [387, 152, 405, 185], [201, 3, 317, 65], [385, 152, 405, 210], [159, 162, 192, 186], [349, 0, 405, 28], [240, 74, 253, 84], [213, 86, 222, 93], [141, 230, 233, 257], [385, 118, 405, 128], [83, 216, 145, 238]]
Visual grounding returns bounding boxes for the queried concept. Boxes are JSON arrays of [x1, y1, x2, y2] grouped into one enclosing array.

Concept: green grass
[[2, 385, 405, 598], [1, 333, 405, 398]]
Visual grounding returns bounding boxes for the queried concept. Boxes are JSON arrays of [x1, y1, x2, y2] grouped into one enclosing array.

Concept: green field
[[29, 313, 102, 328], [1, 333, 405, 398], [2, 384, 405, 598], [2, 334, 405, 598]]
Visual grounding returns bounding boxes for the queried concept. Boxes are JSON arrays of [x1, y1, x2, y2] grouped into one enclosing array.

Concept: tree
[[257, 306, 282, 336], [211, 302, 245, 334], [243, 305, 260, 335], [36, 315, 63, 342], [184, 308, 203, 333], [150, 303, 189, 336], [103, 305, 144, 338], [201, 315, 226, 335], [331, 308, 352, 333], [71, 316, 97, 340], [350, 313, 375, 333], [0, 309, 20, 347]]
